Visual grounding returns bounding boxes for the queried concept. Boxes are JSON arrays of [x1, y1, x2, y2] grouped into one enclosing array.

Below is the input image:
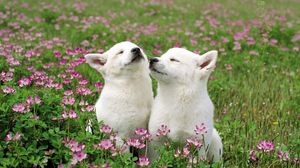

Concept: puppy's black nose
[[150, 58, 159, 65], [131, 47, 141, 54]]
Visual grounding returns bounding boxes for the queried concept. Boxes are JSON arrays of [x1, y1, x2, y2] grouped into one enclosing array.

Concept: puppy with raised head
[[148, 48, 222, 162], [85, 42, 153, 142]]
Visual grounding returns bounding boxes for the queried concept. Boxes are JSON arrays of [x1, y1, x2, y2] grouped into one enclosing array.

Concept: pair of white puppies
[[85, 41, 222, 162]]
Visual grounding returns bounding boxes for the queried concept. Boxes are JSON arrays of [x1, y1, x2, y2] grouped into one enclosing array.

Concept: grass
[[0, 0, 299, 167]]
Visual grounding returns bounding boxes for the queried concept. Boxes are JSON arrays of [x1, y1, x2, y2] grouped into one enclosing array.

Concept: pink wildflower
[[94, 82, 103, 89], [0, 71, 14, 82], [76, 86, 92, 96], [152, 49, 162, 55], [26, 96, 34, 105], [210, 40, 217, 46], [277, 150, 289, 161], [156, 124, 170, 136], [13, 132, 21, 141], [71, 143, 85, 152], [34, 96, 41, 105], [102, 162, 111, 168], [4, 132, 13, 141], [64, 90, 73, 96], [63, 79, 71, 84], [71, 72, 82, 78], [4, 132, 21, 141], [79, 79, 88, 85], [126, 138, 146, 149], [2, 86, 15, 94], [189, 157, 198, 164], [222, 37, 229, 43], [66, 48, 74, 55], [62, 96, 76, 105], [249, 150, 257, 161], [291, 34, 300, 42], [12, 103, 26, 113], [186, 137, 203, 148], [79, 100, 88, 106], [234, 31, 247, 41], [219, 48, 225, 53], [69, 110, 78, 119], [249, 50, 259, 56], [233, 41, 241, 51], [100, 124, 112, 134], [190, 39, 198, 45], [135, 128, 148, 136], [174, 148, 181, 158], [182, 146, 190, 158], [247, 37, 256, 45], [57, 164, 64, 168], [60, 60, 67, 65], [293, 158, 300, 164], [86, 105, 94, 112], [136, 156, 150, 167], [25, 96, 41, 105], [54, 51, 62, 58], [256, 140, 274, 153], [141, 132, 152, 141], [174, 42, 181, 47], [71, 151, 87, 165], [62, 111, 68, 119], [99, 139, 114, 150], [194, 123, 207, 135], [270, 39, 278, 46], [113, 145, 128, 156], [18, 77, 32, 87]]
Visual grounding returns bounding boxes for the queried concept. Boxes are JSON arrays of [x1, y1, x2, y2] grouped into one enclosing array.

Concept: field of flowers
[[0, 0, 299, 167]]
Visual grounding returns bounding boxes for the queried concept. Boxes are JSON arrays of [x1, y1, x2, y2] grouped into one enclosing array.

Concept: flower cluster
[[61, 109, 78, 119], [12, 96, 42, 113], [249, 140, 298, 165], [97, 139, 114, 150], [135, 128, 152, 141], [62, 138, 87, 165], [126, 138, 146, 149], [2, 86, 16, 94], [256, 140, 274, 153], [4, 132, 21, 141]]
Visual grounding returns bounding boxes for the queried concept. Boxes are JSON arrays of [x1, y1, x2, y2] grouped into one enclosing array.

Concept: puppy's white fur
[[208, 129, 223, 162], [148, 48, 222, 162], [85, 41, 153, 140]]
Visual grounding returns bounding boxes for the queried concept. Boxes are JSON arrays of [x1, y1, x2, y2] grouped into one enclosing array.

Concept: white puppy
[[85, 41, 153, 142], [148, 48, 222, 162]]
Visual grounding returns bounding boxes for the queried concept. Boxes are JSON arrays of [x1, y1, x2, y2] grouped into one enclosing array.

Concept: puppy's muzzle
[[131, 47, 143, 63], [149, 58, 167, 75], [131, 47, 141, 54], [149, 58, 159, 68]]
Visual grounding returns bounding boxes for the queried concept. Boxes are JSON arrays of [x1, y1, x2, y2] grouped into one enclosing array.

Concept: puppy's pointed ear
[[85, 54, 107, 71], [196, 50, 218, 76]]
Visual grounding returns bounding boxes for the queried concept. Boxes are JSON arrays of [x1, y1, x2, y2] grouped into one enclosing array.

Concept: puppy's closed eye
[[117, 50, 124, 55], [170, 58, 180, 62]]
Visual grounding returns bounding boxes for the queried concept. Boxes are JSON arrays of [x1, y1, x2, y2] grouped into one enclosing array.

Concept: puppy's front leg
[[147, 135, 168, 162]]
